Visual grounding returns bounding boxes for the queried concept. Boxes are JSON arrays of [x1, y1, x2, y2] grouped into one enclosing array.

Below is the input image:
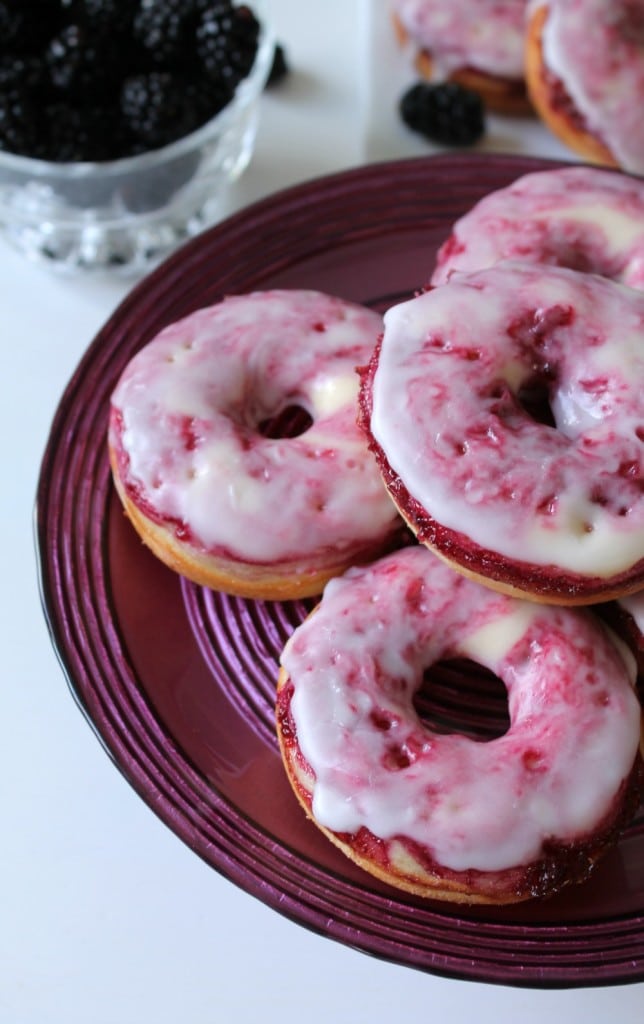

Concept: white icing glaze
[[535, 0, 644, 174], [282, 547, 640, 872], [371, 262, 644, 578], [110, 290, 398, 565], [393, 0, 528, 78], [432, 167, 644, 290]]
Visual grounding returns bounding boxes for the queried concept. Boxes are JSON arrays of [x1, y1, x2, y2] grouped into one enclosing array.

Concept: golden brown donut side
[[524, 4, 618, 167], [276, 663, 644, 905], [393, 12, 534, 116], [108, 443, 400, 601]]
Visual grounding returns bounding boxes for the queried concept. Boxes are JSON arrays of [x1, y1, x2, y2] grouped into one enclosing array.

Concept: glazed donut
[[276, 546, 642, 904], [360, 262, 644, 605], [108, 289, 401, 601], [432, 166, 644, 291], [525, 0, 644, 174], [392, 0, 533, 115]]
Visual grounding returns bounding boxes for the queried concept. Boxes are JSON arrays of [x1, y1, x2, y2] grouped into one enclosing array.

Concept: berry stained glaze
[[109, 290, 400, 568], [533, 0, 644, 175], [362, 262, 644, 602], [431, 166, 644, 291], [277, 547, 642, 902], [392, 0, 528, 80]]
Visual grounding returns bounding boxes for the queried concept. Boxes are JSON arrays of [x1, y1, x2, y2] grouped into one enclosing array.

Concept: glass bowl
[[0, 1, 274, 275]]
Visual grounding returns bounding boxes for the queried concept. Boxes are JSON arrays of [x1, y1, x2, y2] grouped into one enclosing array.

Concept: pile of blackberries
[[0, 0, 273, 162]]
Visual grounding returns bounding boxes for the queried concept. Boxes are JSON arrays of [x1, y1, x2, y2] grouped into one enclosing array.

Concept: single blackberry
[[120, 71, 204, 150], [132, 0, 203, 68], [72, 0, 138, 34], [196, 2, 260, 91], [266, 43, 288, 87], [39, 99, 126, 162], [399, 82, 485, 146], [183, 74, 232, 125], [45, 23, 86, 92], [0, 53, 45, 94], [44, 20, 128, 97], [39, 102, 91, 162], [0, 0, 63, 53], [0, 90, 40, 156], [0, 1, 26, 48]]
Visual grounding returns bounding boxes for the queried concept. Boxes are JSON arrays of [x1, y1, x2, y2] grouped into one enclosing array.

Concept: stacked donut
[[392, 0, 533, 115], [391, 0, 644, 175], [109, 165, 643, 906], [277, 166, 644, 904]]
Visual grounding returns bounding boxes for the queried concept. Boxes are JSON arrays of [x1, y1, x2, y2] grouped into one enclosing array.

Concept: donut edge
[[356, 343, 644, 607], [108, 442, 401, 601], [276, 663, 644, 905], [524, 4, 618, 169], [393, 12, 534, 117]]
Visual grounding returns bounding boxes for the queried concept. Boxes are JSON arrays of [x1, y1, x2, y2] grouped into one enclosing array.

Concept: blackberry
[[40, 99, 125, 162], [120, 71, 204, 151], [45, 20, 128, 98], [399, 82, 485, 146], [0, 90, 40, 156], [266, 43, 288, 87], [0, 1, 27, 48], [0, 0, 63, 53], [132, 0, 203, 68], [196, 2, 260, 91], [72, 0, 138, 34], [44, 23, 86, 92], [0, 53, 45, 94]]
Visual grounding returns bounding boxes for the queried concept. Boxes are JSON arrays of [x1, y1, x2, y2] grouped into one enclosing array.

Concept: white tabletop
[[3, 2, 643, 1021]]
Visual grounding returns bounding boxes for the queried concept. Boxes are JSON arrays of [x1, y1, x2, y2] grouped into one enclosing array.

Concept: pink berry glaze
[[532, 0, 644, 175], [392, 0, 528, 80], [432, 166, 644, 290], [109, 289, 401, 572], [277, 546, 642, 902], [361, 262, 644, 603]]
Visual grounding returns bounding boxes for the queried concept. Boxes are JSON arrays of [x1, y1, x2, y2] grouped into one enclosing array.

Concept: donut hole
[[414, 658, 510, 742], [516, 373, 557, 429], [258, 404, 313, 439]]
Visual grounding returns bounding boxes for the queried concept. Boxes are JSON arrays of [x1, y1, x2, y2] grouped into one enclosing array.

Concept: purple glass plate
[[36, 153, 644, 988]]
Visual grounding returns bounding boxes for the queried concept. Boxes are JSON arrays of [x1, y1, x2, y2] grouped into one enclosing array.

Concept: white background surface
[[2, 2, 643, 1021]]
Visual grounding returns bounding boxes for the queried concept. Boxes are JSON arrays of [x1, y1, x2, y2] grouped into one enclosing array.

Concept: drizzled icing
[[109, 290, 398, 565], [432, 166, 644, 291], [281, 547, 640, 872], [370, 262, 644, 580], [393, 0, 529, 79], [534, 0, 644, 174]]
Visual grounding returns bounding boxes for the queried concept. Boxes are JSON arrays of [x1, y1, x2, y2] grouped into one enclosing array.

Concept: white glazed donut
[[392, 0, 532, 114], [432, 166, 644, 291], [276, 546, 642, 904], [360, 262, 644, 604], [109, 289, 401, 600], [525, 0, 644, 173]]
